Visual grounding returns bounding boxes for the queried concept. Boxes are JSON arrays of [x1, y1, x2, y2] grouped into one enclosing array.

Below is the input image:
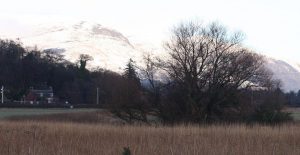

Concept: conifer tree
[[124, 58, 140, 87]]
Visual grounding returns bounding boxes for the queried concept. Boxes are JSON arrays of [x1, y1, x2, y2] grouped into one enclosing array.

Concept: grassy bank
[[0, 108, 98, 119], [0, 121, 299, 155], [285, 107, 300, 121]]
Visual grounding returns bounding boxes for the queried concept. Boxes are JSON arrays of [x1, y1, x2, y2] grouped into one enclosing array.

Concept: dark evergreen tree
[[108, 58, 148, 123], [123, 58, 140, 87]]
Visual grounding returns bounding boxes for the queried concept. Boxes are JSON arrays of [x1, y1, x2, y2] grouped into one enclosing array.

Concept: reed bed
[[0, 121, 299, 155]]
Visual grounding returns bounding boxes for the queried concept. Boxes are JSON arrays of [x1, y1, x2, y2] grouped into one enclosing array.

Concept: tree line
[[286, 90, 300, 106], [0, 21, 292, 124], [0, 39, 98, 104], [106, 22, 291, 124]]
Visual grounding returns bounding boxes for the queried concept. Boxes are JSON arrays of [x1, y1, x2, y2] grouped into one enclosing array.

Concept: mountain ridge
[[9, 21, 300, 92]]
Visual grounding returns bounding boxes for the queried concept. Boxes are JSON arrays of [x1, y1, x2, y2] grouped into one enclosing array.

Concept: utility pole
[[251, 89, 253, 105], [1, 86, 3, 104], [96, 87, 99, 105]]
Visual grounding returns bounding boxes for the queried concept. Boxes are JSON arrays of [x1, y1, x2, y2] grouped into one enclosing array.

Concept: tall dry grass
[[0, 121, 299, 155]]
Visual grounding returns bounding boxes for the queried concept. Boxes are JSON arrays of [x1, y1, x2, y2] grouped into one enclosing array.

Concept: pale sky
[[0, 0, 299, 63]]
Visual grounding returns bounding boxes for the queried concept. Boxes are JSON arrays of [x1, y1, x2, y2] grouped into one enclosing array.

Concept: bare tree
[[161, 21, 273, 122], [140, 54, 164, 96], [139, 54, 165, 119]]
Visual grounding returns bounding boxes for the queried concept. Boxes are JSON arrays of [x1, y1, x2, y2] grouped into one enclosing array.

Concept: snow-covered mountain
[[265, 58, 300, 92], [14, 21, 300, 92], [20, 21, 146, 72]]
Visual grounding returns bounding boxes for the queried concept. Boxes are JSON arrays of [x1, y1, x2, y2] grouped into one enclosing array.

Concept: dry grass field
[[0, 108, 300, 155], [0, 121, 299, 155]]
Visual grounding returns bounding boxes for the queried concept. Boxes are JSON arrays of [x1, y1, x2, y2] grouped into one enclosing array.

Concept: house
[[25, 87, 54, 104]]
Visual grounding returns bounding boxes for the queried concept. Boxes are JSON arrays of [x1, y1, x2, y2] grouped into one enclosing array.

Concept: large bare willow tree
[[161, 21, 274, 122]]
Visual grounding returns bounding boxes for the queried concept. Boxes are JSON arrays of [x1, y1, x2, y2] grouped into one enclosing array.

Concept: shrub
[[122, 147, 131, 155]]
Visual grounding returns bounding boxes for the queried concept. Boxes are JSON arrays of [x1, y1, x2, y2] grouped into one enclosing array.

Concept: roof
[[30, 89, 53, 94]]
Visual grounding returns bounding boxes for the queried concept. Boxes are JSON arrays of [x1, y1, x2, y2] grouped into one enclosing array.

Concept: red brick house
[[25, 87, 55, 104]]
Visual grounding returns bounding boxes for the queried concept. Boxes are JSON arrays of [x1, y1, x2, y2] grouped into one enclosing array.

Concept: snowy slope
[[20, 21, 145, 72], [265, 58, 300, 92], [16, 21, 300, 92]]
